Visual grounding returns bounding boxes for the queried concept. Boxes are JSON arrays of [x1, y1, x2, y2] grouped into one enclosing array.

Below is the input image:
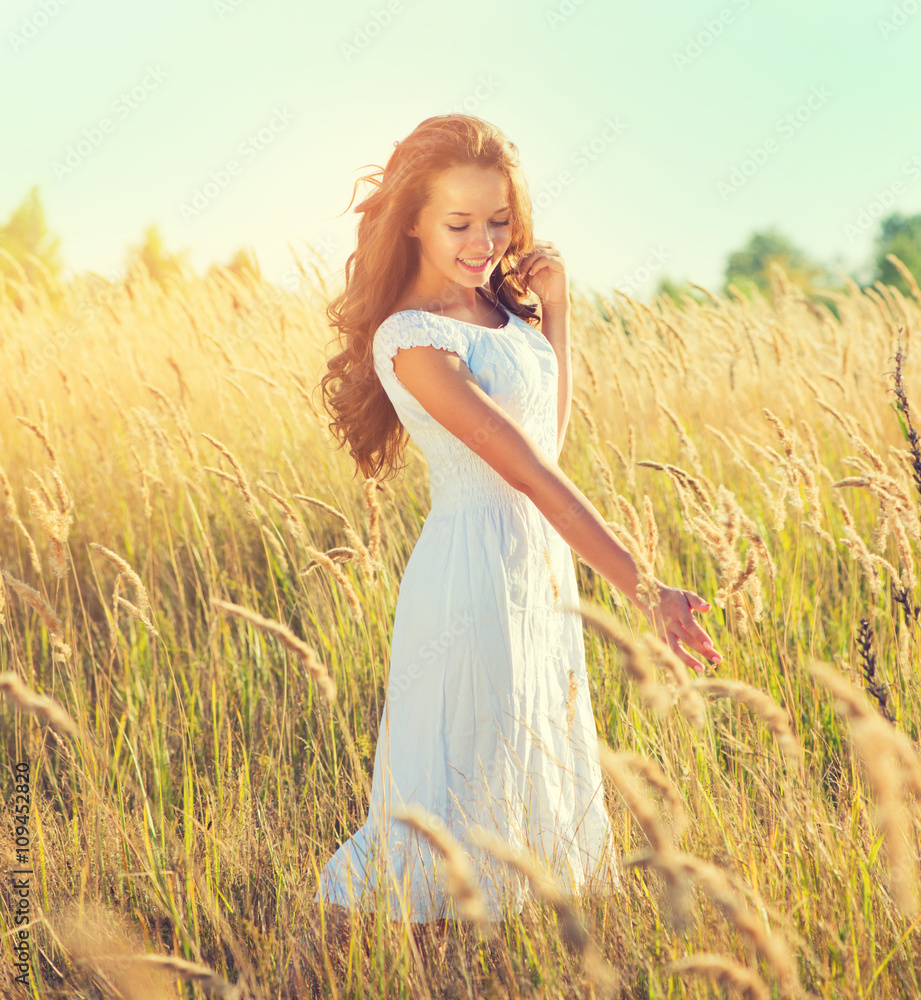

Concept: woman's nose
[[467, 228, 494, 253]]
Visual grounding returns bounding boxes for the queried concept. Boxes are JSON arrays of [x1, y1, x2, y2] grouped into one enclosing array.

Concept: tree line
[[1, 185, 919, 310]]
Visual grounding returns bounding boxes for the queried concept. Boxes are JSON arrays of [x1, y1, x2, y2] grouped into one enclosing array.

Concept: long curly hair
[[315, 114, 539, 484]]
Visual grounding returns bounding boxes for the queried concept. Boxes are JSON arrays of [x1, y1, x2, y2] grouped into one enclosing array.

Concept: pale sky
[[3, 0, 920, 299]]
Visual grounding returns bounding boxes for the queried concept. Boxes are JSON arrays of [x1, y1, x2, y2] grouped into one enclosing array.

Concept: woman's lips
[[458, 256, 491, 273]]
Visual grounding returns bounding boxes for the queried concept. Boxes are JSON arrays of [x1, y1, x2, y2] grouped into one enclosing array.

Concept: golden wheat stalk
[[886, 252, 921, 304], [607, 748, 686, 833], [638, 461, 713, 520], [819, 369, 847, 395], [202, 466, 238, 486], [642, 495, 658, 566], [598, 744, 672, 854], [691, 678, 803, 770], [25, 471, 73, 581], [639, 635, 707, 725], [89, 543, 150, 617], [666, 953, 770, 1000], [256, 480, 309, 544], [467, 825, 620, 992], [114, 596, 160, 637], [229, 364, 282, 389], [836, 499, 897, 598], [15, 414, 58, 465], [0, 467, 42, 576], [201, 432, 264, 522], [300, 547, 359, 571], [77, 953, 240, 998], [680, 484, 770, 634], [108, 573, 122, 652], [299, 543, 363, 621], [294, 492, 379, 585], [578, 347, 599, 392], [659, 402, 704, 478], [890, 516, 918, 591], [809, 659, 921, 917], [591, 449, 617, 515], [607, 440, 631, 488], [129, 445, 153, 522], [568, 599, 670, 713], [626, 421, 636, 467], [211, 597, 336, 703], [0, 465, 19, 521], [363, 477, 383, 566], [816, 396, 857, 436], [678, 852, 802, 997], [572, 395, 601, 447], [599, 743, 694, 933], [143, 372, 188, 432], [0, 569, 71, 660], [392, 803, 488, 923], [0, 671, 77, 736], [833, 462, 920, 551], [609, 496, 660, 615], [616, 494, 642, 541]]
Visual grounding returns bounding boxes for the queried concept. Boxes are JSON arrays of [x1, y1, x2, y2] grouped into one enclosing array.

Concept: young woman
[[314, 114, 721, 927]]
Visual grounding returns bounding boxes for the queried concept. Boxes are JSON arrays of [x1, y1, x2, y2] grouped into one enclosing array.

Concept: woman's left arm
[[518, 240, 572, 461]]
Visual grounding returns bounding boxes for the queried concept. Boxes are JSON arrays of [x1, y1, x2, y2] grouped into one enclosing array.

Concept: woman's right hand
[[636, 583, 722, 674]]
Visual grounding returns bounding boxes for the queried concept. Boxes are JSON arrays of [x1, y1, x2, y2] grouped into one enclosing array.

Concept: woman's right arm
[[391, 344, 723, 673]]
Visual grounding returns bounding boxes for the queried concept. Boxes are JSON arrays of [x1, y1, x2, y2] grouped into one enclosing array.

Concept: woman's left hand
[[518, 240, 569, 309]]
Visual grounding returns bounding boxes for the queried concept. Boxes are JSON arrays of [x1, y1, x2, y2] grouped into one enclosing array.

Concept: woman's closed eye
[[448, 220, 511, 232]]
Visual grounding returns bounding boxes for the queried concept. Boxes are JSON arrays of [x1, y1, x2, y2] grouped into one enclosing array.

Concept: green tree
[[126, 224, 192, 287], [872, 212, 921, 295], [0, 185, 64, 288], [723, 227, 828, 300]]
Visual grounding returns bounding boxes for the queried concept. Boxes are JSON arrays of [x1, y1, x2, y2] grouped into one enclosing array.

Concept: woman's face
[[406, 164, 514, 291]]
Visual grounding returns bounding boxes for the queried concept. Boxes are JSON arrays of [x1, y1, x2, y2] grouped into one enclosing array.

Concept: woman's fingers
[[638, 586, 721, 670], [676, 617, 722, 662], [684, 590, 711, 612], [675, 590, 721, 662], [666, 629, 706, 674]]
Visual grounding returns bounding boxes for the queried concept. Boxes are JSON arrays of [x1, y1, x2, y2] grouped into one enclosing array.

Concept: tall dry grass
[[0, 254, 919, 997]]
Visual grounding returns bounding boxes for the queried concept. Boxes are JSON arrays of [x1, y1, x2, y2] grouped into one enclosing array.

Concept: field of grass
[[0, 253, 920, 999]]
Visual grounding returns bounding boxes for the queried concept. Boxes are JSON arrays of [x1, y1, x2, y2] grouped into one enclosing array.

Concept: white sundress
[[313, 304, 620, 922]]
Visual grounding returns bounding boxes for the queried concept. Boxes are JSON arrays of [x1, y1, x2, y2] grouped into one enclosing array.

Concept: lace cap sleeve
[[373, 311, 471, 392]]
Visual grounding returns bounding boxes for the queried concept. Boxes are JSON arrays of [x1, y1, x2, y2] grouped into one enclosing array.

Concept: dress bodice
[[372, 308, 559, 512]]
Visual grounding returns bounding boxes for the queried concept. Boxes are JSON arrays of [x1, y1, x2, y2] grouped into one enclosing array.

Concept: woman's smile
[[457, 255, 492, 273]]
